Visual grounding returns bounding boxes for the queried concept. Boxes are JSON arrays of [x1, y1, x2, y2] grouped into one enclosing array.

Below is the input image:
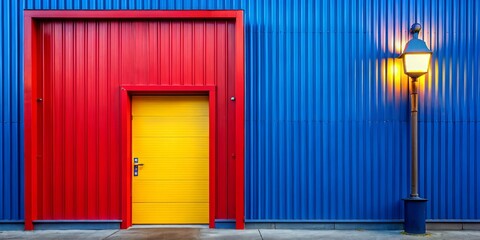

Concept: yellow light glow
[[404, 53, 431, 73]]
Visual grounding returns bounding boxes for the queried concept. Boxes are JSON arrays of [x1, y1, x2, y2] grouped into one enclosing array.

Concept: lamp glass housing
[[403, 53, 431, 76]]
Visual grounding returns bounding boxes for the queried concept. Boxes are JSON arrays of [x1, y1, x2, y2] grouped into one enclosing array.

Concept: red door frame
[[121, 86, 216, 228], [24, 10, 245, 230]]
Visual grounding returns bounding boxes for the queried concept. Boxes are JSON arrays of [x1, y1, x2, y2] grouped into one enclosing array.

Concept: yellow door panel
[[133, 117, 208, 137], [132, 96, 209, 117], [133, 137, 209, 158], [133, 203, 209, 224], [133, 180, 209, 202], [132, 96, 209, 224]]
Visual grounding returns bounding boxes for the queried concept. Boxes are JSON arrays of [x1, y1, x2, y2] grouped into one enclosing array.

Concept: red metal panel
[[24, 10, 245, 230], [193, 22, 205, 85], [52, 21, 65, 220], [109, 22, 121, 222], [73, 22, 87, 220], [208, 90, 217, 228], [85, 21, 98, 220], [147, 22, 159, 84], [215, 21, 228, 219], [159, 22, 170, 85], [204, 22, 216, 86], [120, 88, 131, 229], [63, 20, 75, 220], [23, 12, 35, 231], [97, 21, 109, 220], [182, 22, 193, 85], [234, 11, 245, 229], [42, 22, 53, 219], [171, 22, 181, 84], [227, 22, 237, 219]]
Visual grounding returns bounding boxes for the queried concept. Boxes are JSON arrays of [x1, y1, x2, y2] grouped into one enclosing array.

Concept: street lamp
[[399, 23, 432, 234]]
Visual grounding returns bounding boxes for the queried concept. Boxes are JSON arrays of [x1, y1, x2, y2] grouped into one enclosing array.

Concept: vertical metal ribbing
[[16, 0, 480, 222]]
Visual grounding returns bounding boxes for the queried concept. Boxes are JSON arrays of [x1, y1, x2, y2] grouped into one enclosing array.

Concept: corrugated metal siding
[[11, 0, 480, 221], [0, 0, 23, 221], [31, 19, 237, 220]]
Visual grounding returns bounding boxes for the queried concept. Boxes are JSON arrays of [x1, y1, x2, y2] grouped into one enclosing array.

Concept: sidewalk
[[1, 228, 480, 240]]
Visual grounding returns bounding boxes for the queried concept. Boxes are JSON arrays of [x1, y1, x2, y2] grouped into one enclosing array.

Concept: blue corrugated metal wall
[[0, 0, 477, 222], [0, 0, 23, 222]]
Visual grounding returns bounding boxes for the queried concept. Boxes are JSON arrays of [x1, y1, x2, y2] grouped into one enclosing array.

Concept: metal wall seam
[[2, 0, 476, 222]]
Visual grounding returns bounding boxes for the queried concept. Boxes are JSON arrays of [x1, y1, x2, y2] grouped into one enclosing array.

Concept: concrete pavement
[[1, 228, 480, 239]]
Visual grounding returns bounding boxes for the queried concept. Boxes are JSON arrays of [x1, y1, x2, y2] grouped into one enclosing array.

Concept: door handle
[[133, 157, 143, 176], [133, 157, 144, 166]]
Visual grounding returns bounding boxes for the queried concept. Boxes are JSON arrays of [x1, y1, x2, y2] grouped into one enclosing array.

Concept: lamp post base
[[403, 197, 428, 234]]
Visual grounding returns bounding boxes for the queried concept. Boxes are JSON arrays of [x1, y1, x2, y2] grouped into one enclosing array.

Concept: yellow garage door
[[132, 95, 209, 224]]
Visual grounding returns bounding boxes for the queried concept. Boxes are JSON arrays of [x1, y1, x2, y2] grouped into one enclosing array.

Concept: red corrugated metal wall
[[35, 19, 236, 220]]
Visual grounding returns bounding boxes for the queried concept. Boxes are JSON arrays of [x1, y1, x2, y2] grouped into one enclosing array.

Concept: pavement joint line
[[103, 229, 120, 239], [258, 229, 264, 240]]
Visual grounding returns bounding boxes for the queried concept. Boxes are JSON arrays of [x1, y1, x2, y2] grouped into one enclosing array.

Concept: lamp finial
[[410, 23, 422, 38]]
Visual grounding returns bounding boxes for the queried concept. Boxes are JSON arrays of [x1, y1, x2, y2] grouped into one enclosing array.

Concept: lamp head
[[399, 23, 432, 78]]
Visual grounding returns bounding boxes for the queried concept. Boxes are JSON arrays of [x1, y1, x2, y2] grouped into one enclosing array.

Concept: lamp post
[[399, 23, 432, 234]]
